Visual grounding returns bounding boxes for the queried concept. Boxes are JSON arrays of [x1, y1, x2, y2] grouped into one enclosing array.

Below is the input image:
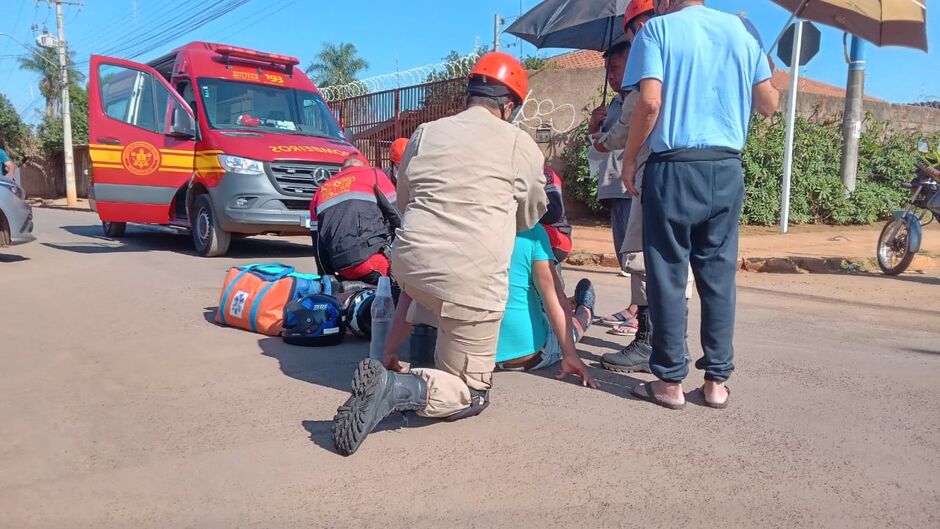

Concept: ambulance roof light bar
[[214, 45, 300, 75]]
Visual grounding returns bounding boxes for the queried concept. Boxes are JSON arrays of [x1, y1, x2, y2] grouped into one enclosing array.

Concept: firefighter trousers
[[401, 283, 503, 419]]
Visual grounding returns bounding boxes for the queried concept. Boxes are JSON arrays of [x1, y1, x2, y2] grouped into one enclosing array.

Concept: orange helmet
[[468, 52, 528, 103], [389, 138, 408, 165], [624, 0, 655, 33]]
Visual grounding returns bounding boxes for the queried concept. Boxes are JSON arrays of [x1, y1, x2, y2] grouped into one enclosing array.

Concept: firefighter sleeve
[[374, 170, 402, 234], [512, 132, 548, 233], [309, 199, 335, 276]]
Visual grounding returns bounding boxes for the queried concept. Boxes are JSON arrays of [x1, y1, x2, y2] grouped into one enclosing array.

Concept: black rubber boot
[[601, 305, 652, 373], [331, 359, 428, 456]]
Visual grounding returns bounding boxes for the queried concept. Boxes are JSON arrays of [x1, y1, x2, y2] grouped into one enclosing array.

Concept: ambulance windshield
[[197, 78, 344, 140]]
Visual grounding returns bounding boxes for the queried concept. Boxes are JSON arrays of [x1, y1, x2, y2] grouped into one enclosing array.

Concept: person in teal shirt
[[0, 148, 15, 180], [495, 224, 596, 380]]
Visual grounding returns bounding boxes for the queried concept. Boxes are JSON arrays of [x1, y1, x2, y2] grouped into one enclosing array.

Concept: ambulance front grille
[[267, 161, 340, 196]]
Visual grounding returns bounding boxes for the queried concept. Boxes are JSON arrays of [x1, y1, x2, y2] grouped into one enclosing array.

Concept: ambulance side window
[[153, 82, 172, 133], [99, 64, 160, 132]]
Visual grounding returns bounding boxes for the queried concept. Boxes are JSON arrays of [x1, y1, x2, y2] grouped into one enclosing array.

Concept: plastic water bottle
[[369, 276, 395, 361]]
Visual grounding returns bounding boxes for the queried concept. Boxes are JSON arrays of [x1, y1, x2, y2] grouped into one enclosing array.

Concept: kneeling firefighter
[[310, 157, 401, 284], [331, 52, 553, 456]]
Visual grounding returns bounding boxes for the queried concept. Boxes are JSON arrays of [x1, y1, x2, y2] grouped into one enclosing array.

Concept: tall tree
[[305, 42, 368, 88], [0, 92, 31, 161], [17, 46, 85, 119], [37, 81, 88, 156]]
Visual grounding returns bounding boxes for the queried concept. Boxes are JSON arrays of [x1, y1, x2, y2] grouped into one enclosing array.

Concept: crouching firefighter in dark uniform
[[310, 157, 401, 284]]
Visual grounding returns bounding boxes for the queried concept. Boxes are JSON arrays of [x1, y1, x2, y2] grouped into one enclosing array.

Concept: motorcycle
[[876, 140, 940, 275]]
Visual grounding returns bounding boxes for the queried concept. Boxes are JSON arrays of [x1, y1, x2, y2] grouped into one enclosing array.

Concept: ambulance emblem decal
[[122, 141, 162, 176]]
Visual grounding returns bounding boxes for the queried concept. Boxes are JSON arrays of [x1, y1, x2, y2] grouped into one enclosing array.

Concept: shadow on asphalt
[[905, 347, 940, 356], [42, 224, 313, 258], [860, 272, 940, 286], [301, 414, 440, 455], [0, 253, 29, 263], [259, 333, 444, 453], [258, 336, 366, 394]]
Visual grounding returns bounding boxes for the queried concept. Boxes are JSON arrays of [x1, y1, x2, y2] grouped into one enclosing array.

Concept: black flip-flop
[[631, 382, 686, 410], [701, 386, 731, 409]]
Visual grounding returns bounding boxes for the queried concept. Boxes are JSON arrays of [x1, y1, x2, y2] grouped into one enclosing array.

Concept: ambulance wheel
[[102, 221, 126, 238], [191, 194, 230, 257]]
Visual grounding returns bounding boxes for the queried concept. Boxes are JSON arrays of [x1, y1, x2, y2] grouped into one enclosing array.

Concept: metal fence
[[330, 77, 468, 168]]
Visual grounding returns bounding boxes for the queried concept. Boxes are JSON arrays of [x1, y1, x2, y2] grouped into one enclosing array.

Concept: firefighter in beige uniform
[[331, 53, 586, 457]]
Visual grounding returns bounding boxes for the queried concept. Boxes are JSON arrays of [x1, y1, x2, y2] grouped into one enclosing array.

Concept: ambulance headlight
[[218, 154, 265, 175]]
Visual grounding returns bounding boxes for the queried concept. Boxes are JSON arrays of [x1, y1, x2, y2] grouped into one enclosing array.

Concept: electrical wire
[[0, 1, 27, 57], [98, 0, 231, 57], [204, 0, 296, 43], [69, 0, 183, 50], [100, 0, 252, 60]]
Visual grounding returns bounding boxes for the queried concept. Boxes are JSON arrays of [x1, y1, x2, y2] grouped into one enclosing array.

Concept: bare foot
[[646, 380, 685, 407], [702, 380, 729, 405]]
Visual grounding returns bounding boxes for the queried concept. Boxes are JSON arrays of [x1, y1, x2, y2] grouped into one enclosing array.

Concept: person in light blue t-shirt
[[494, 225, 595, 384], [616, 0, 779, 410]]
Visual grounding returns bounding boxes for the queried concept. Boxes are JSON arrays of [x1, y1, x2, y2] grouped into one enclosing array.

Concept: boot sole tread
[[331, 359, 385, 456], [600, 360, 652, 374]]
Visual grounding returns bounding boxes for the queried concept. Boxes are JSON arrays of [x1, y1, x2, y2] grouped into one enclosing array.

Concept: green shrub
[[561, 121, 606, 213], [561, 111, 939, 225]]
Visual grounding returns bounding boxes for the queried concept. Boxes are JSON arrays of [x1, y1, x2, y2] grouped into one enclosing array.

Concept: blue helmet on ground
[[282, 294, 345, 346]]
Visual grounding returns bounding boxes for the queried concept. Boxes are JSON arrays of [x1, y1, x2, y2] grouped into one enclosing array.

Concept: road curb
[[568, 251, 937, 274], [28, 199, 92, 212]]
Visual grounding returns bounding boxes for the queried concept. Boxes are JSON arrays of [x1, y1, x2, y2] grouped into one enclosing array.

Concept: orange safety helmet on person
[[389, 138, 408, 165], [624, 0, 655, 32], [468, 52, 528, 103]]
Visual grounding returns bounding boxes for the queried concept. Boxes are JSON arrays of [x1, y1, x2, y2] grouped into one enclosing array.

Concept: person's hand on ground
[[621, 157, 639, 197], [383, 351, 405, 372], [588, 105, 607, 133], [557, 356, 598, 389]]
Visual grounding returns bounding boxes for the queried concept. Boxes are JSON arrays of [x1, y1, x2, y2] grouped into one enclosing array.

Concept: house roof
[[545, 49, 884, 102]]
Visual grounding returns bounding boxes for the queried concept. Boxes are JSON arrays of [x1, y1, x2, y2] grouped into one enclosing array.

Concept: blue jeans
[[642, 149, 744, 383]]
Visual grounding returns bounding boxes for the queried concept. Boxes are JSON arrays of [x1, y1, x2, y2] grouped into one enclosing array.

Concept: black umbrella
[[506, 0, 630, 50], [506, 0, 631, 98]]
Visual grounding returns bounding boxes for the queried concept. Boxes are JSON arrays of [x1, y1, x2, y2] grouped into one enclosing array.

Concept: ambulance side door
[[88, 54, 197, 224]]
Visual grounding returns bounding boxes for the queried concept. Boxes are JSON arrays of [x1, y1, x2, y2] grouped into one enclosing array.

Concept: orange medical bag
[[215, 264, 328, 336]]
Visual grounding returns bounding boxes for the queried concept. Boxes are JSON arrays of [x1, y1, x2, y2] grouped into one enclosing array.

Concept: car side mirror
[[917, 140, 929, 153], [167, 106, 196, 139]]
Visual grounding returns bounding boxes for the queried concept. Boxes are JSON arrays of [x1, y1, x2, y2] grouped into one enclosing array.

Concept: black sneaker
[[601, 305, 652, 373], [600, 341, 652, 373]]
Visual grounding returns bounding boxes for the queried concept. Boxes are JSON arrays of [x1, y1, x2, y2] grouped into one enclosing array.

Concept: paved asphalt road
[[1, 209, 938, 528]]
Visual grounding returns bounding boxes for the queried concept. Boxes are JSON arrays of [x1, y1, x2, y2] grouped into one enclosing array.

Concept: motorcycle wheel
[[876, 218, 915, 275]]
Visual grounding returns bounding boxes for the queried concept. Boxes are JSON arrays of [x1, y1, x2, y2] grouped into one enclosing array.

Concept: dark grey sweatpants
[[604, 198, 633, 269], [641, 150, 745, 383]]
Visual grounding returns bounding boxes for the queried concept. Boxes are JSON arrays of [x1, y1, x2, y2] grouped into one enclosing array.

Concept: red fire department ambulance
[[88, 42, 357, 256]]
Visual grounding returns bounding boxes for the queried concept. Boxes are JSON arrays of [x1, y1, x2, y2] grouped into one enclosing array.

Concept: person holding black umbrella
[[594, 0, 698, 372], [619, 0, 779, 409]]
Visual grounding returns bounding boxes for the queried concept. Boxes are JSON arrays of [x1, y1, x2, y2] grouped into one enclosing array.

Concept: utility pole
[[493, 13, 500, 52], [54, 0, 78, 207], [839, 35, 866, 197], [779, 21, 803, 234]]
